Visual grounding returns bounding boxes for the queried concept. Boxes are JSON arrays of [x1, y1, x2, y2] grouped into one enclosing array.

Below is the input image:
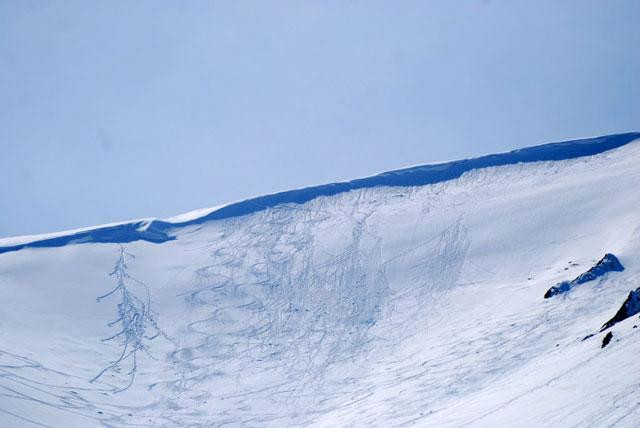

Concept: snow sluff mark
[[90, 246, 162, 392]]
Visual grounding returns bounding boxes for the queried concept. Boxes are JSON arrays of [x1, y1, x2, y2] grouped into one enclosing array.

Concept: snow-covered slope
[[1, 133, 639, 427]]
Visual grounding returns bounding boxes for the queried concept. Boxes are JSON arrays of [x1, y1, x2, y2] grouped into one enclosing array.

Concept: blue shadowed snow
[[1, 132, 639, 255], [0, 221, 175, 254]]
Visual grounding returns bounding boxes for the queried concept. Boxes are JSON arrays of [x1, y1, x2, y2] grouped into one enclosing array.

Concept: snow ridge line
[[1, 132, 638, 254]]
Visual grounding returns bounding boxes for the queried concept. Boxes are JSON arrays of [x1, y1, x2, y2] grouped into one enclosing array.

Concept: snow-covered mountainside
[[1, 133, 639, 427]]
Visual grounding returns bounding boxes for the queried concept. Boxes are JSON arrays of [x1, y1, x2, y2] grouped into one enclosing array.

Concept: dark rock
[[600, 287, 640, 331], [574, 253, 624, 283], [545, 281, 571, 298], [544, 253, 624, 298], [601, 331, 613, 348]]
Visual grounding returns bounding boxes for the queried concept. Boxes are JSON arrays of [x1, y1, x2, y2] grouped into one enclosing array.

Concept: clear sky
[[1, 0, 639, 238]]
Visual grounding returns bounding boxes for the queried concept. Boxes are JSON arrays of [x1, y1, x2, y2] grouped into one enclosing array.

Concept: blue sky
[[1, 0, 639, 237]]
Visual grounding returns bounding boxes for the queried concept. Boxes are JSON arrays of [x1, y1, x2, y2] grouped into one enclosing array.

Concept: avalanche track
[[1, 133, 639, 427]]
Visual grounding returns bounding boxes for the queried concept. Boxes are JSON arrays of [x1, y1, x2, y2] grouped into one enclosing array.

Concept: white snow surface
[[1, 137, 640, 427]]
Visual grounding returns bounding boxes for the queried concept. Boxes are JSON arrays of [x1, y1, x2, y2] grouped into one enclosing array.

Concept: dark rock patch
[[544, 253, 624, 298], [545, 281, 571, 298], [601, 332, 613, 348], [600, 287, 640, 331]]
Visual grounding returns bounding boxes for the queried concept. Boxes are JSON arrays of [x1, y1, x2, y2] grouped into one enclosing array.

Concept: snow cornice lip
[[2, 132, 639, 255]]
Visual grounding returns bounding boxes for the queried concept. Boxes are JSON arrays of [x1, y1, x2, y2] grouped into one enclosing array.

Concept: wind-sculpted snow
[[1, 135, 640, 427], [0, 220, 173, 255], [1, 132, 638, 255]]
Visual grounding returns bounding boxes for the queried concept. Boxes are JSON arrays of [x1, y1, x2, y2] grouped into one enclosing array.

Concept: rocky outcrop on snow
[[544, 253, 624, 298], [600, 287, 640, 331]]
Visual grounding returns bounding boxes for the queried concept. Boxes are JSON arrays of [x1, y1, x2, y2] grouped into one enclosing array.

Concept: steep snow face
[[1, 136, 640, 427], [1, 132, 638, 255]]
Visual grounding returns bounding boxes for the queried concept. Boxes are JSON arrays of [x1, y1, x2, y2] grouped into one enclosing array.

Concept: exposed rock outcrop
[[544, 253, 624, 298], [600, 287, 640, 331]]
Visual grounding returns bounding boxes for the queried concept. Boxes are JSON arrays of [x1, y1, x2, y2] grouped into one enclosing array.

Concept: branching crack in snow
[[91, 246, 162, 392]]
